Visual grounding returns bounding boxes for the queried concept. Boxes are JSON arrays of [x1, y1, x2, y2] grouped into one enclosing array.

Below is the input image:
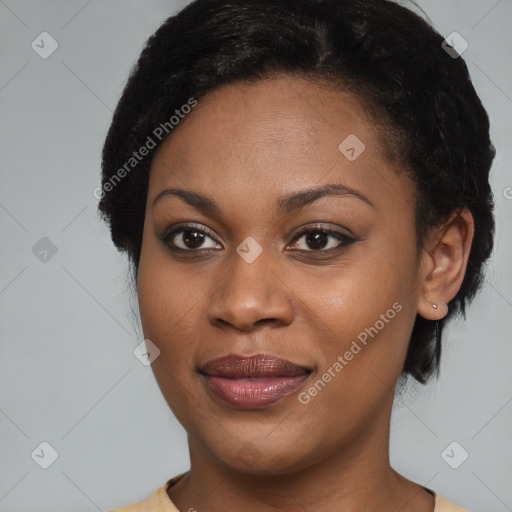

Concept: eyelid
[[288, 221, 355, 241], [159, 222, 222, 248], [287, 223, 355, 253]]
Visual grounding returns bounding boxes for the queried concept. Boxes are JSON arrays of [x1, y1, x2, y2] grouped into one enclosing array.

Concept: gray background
[[1, 1, 511, 511]]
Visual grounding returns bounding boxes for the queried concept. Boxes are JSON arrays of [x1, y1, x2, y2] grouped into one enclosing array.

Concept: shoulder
[[108, 479, 467, 512], [435, 493, 469, 512], [107, 478, 181, 512]]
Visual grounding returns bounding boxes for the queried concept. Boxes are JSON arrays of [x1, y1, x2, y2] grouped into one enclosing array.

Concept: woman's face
[[137, 75, 424, 474]]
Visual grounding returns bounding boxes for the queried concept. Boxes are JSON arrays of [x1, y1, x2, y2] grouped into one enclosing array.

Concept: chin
[[206, 437, 318, 476]]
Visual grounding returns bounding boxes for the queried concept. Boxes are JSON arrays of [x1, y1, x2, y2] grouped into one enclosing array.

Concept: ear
[[417, 207, 474, 320]]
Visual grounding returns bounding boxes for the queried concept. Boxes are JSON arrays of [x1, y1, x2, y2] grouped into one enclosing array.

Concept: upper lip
[[199, 354, 312, 379]]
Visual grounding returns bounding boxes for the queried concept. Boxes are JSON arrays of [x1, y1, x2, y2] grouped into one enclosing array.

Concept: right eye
[[159, 223, 222, 252]]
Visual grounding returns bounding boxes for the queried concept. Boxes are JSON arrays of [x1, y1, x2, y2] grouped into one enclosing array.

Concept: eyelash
[[158, 222, 356, 257]]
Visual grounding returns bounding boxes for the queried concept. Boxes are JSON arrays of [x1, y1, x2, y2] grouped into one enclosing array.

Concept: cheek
[[137, 247, 206, 424], [137, 228, 200, 330], [295, 234, 418, 393], [293, 277, 411, 447], [137, 241, 200, 364], [307, 240, 415, 337]]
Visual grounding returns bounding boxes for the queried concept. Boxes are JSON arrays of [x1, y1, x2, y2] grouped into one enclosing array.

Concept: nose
[[207, 246, 294, 332]]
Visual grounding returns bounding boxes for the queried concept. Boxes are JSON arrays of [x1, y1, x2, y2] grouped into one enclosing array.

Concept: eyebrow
[[152, 183, 374, 215]]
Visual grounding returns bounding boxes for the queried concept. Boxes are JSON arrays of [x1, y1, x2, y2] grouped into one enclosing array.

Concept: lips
[[199, 354, 312, 409]]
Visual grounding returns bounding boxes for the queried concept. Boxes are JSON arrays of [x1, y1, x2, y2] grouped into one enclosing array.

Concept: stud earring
[[432, 302, 448, 318]]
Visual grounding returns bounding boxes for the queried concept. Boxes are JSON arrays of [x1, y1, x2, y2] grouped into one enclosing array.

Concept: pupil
[[307, 231, 327, 249], [183, 230, 204, 248]]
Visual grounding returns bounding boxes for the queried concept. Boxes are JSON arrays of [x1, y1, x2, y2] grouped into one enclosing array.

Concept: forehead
[[149, 75, 414, 217]]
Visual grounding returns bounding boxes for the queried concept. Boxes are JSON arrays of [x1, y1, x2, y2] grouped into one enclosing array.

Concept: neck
[[167, 397, 434, 512]]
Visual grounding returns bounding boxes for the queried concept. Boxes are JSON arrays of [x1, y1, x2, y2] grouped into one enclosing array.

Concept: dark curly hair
[[98, 0, 495, 384]]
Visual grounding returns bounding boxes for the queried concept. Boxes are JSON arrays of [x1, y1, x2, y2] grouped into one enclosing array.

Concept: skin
[[136, 75, 474, 512]]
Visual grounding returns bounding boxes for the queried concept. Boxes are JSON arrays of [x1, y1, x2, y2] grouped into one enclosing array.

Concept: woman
[[99, 0, 495, 510]]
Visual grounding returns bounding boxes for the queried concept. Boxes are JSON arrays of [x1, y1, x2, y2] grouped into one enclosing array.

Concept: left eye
[[290, 228, 354, 252]]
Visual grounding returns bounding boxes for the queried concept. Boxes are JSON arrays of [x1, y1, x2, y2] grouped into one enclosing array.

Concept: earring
[[432, 302, 448, 318]]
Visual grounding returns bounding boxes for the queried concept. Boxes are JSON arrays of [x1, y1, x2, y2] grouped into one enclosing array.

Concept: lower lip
[[202, 374, 309, 409]]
